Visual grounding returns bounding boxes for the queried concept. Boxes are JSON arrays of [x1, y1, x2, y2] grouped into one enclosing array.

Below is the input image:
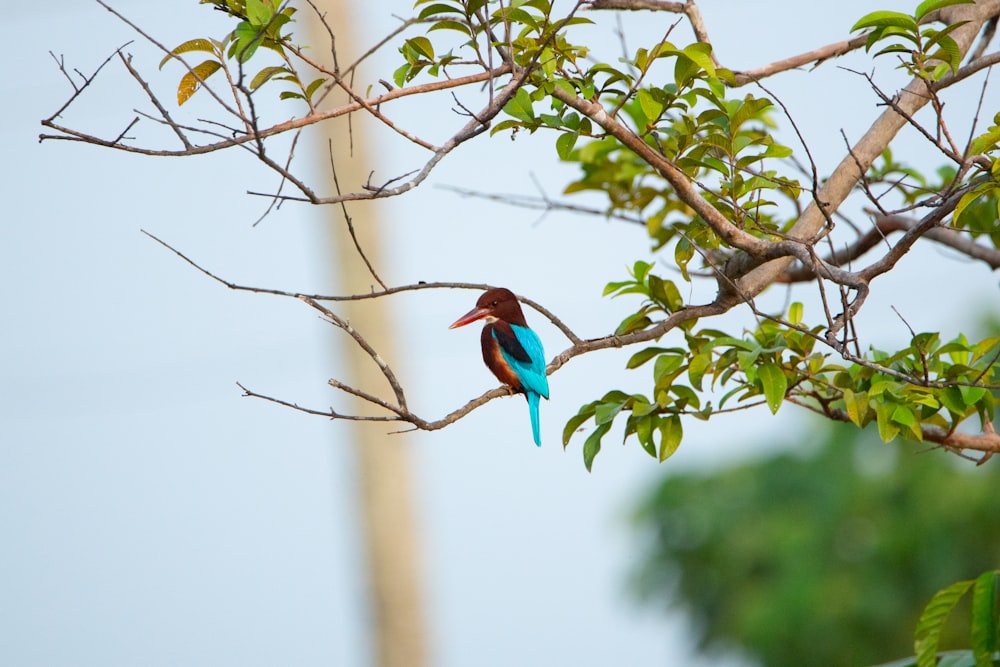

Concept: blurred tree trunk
[[305, 5, 428, 667]]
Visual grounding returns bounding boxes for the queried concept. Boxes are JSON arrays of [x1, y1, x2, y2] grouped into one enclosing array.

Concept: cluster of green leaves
[[563, 261, 1000, 469], [564, 262, 827, 470], [852, 0, 974, 81], [955, 115, 1000, 236], [398, 0, 590, 86], [526, 36, 798, 250], [867, 149, 1000, 254], [386, 0, 1000, 469], [632, 422, 1000, 667], [901, 571, 1000, 667], [404, 1, 800, 251], [832, 332, 999, 443], [161, 0, 324, 106]]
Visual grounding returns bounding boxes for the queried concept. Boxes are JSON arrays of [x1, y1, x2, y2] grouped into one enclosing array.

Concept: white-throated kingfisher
[[449, 287, 549, 446]]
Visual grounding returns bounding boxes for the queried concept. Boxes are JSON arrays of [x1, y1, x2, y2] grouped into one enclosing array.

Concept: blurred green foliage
[[632, 422, 1000, 666]]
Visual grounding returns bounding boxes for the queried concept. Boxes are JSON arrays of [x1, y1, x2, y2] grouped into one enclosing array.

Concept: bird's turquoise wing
[[496, 324, 549, 399]]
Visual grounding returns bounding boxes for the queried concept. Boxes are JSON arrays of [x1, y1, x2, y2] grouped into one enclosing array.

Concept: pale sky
[[3, 2, 995, 666]]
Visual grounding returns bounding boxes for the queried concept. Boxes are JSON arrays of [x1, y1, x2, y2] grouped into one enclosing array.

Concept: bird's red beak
[[449, 306, 490, 329]]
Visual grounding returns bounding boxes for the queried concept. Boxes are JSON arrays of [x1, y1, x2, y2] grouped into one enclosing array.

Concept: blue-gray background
[[4, 1, 995, 665]]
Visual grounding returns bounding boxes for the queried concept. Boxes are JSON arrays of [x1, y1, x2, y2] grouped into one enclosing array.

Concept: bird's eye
[[491, 300, 498, 306]]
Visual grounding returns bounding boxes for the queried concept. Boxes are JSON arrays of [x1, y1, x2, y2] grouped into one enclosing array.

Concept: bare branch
[[778, 212, 1000, 282], [327, 141, 388, 289], [41, 65, 512, 154], [586, 0, 685, 10], [238, 382, 404, 422], [139, 230, 584, 343], [732, 34, 869, 86], [43, 44, 131, 123], [727, 1, 1000, 300]]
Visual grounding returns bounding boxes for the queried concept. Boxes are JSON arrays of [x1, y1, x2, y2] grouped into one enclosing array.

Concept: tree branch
[[725, 1, 1000, 299]]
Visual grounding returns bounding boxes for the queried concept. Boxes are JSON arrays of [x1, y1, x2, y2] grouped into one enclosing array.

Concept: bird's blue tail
[[528, 391, 542, 446]]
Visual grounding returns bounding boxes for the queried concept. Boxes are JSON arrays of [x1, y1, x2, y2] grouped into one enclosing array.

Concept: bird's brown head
[[448, 287, 528, 329]]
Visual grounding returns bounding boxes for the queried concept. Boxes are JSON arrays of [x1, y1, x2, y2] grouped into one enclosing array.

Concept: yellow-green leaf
[[503, 87, 534, 123], [249, 65, 289, 91], [555, 132, 577, 160], [758, 362, 787, 414], [915, 0, 974, 23], [305, 77, 326, 100], [406, 36, 435, 61], [681, 42, 715, 77], [637, 88, 663, 122], [875, 402, 901, 442], [971, 570, 999, 667], [177, 60, 222, 105], [915, 578, 976, 667], [658, 415, 682, 462], [843, 388, 868, 427], [852, 10, 917, 32], [159, 38, 217, 70], [583, 423, 611, 472], [788, 301, 803, 325], [246, 0, 275, 26]]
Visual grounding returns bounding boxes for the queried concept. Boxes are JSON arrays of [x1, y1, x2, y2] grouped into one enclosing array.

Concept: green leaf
[[653, 353, 685, 385], [632, 260, 653, 282], [915, 0, 975, 22], [562, 402, 597, 447], [626, 347, 672, 370], [649, 277, 682, 312], [428, 19, 471, 35], [418, 2, 461, 19], [232, 21, 265, 62], [731, 96, 773, 131], [583, 423, 612, 471], [968, 127, 1000, 156], [249, 65, 289, 91], [637, 88, 663, 122], [595, 399, 626, 425], [177, 59, 222, 105], [658, 415, 683, 462], [681, 42, 716, 76], [615, 312, 653, 335], [670, 384, 701, 410], [405, 36, 435, 60], [674, 55, 701, 88], [915, 578, 976, 667], [687, 352, 712, 391], [971, 571, 999, 667], [758, 362, 787, 414], [709, 336, 756, 352], [876, 402, 902, 442], [159, 38, 217, 70], [959, 384, 988, 406], [929, 34, 963, 75], [634, 414, 656, 457], [788, 302, 803, 325], [304, 77, 326, 100], [940, 386, 969, 416], [852, 11, 918, 33], [246, 0, 274, 26], [675, 237, 694, 281], [843, 388, 869, 427], [503, 87, 535, 123], [891, 404, 916, 427], [555, 132, 577, 160], [392, 63, 411, 88]]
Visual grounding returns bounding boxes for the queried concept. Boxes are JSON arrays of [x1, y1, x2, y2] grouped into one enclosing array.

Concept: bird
[[449, 287, 549, 446]]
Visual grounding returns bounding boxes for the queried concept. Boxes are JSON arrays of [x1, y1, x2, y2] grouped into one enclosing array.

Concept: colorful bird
[[449, 287, 549, 446]]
